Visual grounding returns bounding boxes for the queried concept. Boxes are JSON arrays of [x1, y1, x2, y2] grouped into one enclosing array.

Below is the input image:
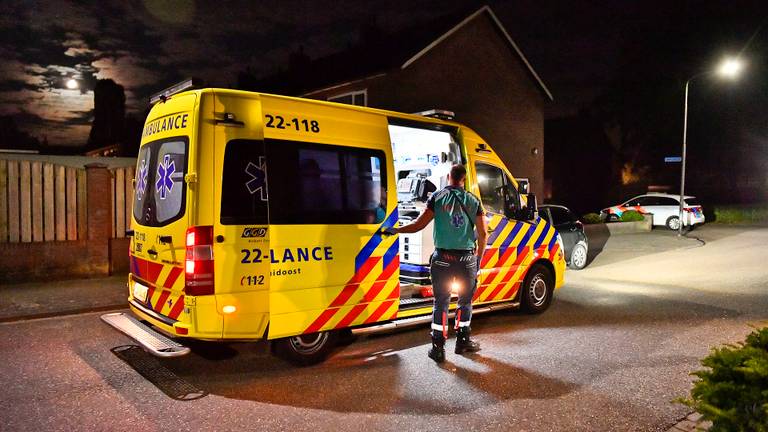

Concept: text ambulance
[[102, 80, 566, 365]]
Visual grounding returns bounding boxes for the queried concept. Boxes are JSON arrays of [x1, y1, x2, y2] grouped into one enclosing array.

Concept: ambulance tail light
[[185, 225, 214, 296]]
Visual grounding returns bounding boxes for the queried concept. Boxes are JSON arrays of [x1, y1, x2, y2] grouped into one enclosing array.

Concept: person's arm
[[395, 209, 434, 234], [394, 190, 437, 235], [474, 212, 487, 264]]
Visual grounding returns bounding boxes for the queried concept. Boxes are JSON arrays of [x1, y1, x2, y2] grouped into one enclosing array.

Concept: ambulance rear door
[[129, 93, 196, 328], [211, 91, 272, 339]]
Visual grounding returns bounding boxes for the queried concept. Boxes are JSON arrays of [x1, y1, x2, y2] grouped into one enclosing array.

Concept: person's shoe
[[455, 327, 481, 354], [428, 333, 446, 363]]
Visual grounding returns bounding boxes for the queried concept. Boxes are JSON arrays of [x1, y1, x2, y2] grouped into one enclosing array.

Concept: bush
[[582, 213, 602, 224], [620, 210, 645, 222], [678, 327, 768, 431], [713, 205, 768, 224]]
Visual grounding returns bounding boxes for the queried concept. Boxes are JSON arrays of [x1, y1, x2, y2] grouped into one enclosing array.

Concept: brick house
[[288, 6, 552, 196]]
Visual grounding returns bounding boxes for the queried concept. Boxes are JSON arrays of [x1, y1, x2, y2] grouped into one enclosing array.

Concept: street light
[[678, 56, 744, 237]]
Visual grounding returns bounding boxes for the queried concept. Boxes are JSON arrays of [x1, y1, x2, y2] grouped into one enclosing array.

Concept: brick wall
[[306, 12, 547, 196]]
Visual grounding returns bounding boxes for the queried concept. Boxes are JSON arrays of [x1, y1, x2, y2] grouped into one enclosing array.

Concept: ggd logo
[[242, 227, 267, 238]]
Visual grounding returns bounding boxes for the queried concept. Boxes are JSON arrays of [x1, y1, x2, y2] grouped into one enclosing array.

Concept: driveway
[[0, 225, 765, 431]]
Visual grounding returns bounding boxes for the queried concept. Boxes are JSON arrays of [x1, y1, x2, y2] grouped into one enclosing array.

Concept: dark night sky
[[0, 0, 766, 151]]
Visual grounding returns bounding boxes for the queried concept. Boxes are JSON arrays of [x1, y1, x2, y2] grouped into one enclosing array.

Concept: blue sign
[[155, 154, 176, 199], [664, 156, 682, 163]]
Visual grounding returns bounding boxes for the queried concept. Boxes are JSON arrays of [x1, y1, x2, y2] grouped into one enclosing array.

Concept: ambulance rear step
[[351, 300, 519, 336], [101, 312, 190, 358]]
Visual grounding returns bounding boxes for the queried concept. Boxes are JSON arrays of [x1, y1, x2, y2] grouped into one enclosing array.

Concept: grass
[[712, 205, 768, 224]]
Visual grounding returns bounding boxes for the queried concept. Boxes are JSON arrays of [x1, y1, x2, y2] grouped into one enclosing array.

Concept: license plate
[[133, 282, 149, 303]]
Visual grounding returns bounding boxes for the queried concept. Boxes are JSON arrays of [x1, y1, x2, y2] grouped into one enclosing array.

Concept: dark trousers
[[429, 249, 477, 337]]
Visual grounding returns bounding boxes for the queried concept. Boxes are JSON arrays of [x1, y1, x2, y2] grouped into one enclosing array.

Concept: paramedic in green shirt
[[389, 164, 487, 363]]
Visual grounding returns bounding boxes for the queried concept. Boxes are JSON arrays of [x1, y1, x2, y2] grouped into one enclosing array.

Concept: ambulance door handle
[[148, 248, 158, 258], [158, 235, 172, 244]]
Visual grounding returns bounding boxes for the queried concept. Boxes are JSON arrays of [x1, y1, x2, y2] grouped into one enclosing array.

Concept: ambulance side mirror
[[512, 193, 537, 221], [516, 179, 529, 195]]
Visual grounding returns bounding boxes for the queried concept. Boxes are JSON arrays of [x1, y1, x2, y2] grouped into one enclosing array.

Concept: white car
[[601, 193, 705, 230]]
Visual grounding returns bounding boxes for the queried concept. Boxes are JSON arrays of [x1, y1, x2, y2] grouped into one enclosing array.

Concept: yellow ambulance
[[102, 79, 566, 365]]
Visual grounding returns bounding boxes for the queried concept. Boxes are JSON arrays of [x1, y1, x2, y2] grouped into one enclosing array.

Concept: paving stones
[[667, 412, 712, 431]]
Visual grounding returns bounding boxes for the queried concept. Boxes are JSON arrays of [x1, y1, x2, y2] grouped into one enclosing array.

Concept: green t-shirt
[[427, 186, 484, 250]]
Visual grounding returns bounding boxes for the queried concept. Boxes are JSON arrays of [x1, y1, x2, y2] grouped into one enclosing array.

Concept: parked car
[[539, 204, 589, 270], [600, 193, 705, 230]]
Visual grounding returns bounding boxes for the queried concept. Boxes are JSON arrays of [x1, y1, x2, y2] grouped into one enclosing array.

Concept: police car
[[601, 193, 705, 230]]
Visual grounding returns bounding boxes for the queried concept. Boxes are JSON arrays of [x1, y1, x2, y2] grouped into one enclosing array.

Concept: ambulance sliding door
[[261, 97, 399, 339]]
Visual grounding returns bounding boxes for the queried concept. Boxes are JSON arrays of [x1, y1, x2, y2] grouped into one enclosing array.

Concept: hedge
[[678, 326, 768, 431]]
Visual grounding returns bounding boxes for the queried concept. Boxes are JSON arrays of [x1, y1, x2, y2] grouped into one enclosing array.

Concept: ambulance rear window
[[132, 137, 188, 227]]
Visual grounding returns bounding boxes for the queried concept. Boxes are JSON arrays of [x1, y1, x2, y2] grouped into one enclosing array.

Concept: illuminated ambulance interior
[[388, 124, 461, 292]]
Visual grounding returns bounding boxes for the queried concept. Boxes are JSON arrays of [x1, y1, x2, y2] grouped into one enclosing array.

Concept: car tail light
[[185, 225, 214, 296], [575, 220, 583, 230], [683, 207, 693, 213]]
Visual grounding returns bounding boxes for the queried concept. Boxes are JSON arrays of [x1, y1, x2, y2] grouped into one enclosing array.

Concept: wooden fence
[[0, 160, 87, 243], [111, 166, 135, 239]]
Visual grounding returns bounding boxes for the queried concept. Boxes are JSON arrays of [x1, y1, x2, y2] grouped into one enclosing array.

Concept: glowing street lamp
[[65, 78, 78, 90], [678, 56, 744, 236], [717, 58, 744, 79]]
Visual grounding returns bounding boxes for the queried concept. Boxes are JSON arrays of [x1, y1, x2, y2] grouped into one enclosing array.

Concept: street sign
[[664, 156, 682, 163]]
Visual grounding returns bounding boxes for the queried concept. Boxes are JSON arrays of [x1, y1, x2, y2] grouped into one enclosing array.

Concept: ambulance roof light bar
[[150, 78, 203, 105], [413, 109, 455, 120]]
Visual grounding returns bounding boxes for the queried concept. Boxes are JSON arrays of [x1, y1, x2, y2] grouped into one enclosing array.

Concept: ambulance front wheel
[[520, 263, 554, 314], [273, 331, 338, 366]]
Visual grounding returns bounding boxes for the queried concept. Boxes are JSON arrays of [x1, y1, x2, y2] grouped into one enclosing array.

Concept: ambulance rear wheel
[[520, 263, 554, 314], [273, 331, 338, 366]]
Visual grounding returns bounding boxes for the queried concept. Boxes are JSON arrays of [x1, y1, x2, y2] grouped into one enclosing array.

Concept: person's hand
[[381, 227, 398, 236], [475, 255, 482, 276]]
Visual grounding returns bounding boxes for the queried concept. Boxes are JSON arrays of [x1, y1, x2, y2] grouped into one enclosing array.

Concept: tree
[[87, 79, 125, 152]]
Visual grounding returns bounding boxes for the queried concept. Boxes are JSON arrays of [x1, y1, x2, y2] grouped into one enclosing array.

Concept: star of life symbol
[[136, 159, 148, 201], [155, 154, 176, 200], [451, 211, 465, 228], [245, 157, 268, 201]]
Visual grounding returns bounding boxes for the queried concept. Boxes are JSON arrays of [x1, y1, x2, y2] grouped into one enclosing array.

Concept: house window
[[328, 90, 367, 106]]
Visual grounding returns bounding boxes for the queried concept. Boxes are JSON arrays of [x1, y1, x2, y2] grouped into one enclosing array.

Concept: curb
[[0, 304, 126, 324]]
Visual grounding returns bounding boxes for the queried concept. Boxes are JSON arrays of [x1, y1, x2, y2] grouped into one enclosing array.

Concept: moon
[[65, 79, 78, 90]]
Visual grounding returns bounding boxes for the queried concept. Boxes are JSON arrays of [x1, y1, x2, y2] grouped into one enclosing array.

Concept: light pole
[[678, 57, 744, 237]]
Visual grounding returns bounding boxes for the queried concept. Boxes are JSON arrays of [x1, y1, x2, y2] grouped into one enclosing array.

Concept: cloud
[[63, 33, 101, 57], [1, 0, 484, 146]]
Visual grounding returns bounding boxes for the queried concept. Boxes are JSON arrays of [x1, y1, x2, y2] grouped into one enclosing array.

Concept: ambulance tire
[[520, 263, 554, 314], [666, 216, 681, 231], [273, 331, 338, 366]]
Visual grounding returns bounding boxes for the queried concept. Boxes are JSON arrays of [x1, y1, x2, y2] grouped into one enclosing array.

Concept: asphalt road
[[1, 225, 766, 431]]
